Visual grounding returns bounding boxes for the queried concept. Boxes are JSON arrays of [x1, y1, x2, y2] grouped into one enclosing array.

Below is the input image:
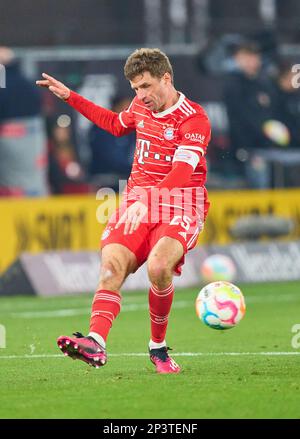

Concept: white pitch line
[[8, 301, 189, 319], [2, 294, 300, 319], [0, 352, 300, 360], [3, 293, 300, 319]]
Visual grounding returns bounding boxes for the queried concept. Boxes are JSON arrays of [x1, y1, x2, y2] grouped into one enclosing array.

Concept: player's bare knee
[[148, 257, 172, 289], [99, 259, 127, 291]]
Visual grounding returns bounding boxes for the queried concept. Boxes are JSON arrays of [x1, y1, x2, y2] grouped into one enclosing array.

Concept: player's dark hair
[[124, 48, 174, 83]]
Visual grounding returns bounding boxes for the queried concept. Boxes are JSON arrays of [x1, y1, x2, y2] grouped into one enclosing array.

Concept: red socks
[[90, 289, 121, 342], [149, 283, 174, 343], [89, 285, 174, 346]]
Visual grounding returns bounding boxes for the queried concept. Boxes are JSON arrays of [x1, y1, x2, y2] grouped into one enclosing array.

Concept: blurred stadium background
[[0, 0, 300, 419]]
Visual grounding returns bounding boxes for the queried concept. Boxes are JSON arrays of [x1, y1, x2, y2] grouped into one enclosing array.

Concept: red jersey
[[119, 93, 210, 197], [67, 91, 211, 221]]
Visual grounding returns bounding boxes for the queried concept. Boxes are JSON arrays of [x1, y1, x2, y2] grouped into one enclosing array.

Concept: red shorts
[[100, 199, 209, 275]]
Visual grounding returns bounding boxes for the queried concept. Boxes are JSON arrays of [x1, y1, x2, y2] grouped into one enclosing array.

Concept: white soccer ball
[[195, 281, 246, 330]]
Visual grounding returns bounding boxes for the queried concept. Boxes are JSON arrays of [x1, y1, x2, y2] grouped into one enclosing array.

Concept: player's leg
[[89, 243, 138, 347], [147, 236, 184, 374], [57, 243, 138, 368]]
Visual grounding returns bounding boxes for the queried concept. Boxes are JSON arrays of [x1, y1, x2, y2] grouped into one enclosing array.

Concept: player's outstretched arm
[[36, 73, 70, 100], [36, 73, 133, 137]]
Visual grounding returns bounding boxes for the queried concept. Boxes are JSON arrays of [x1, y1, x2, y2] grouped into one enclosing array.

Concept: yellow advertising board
[[0, 195, 106, 273], [0, 188, 300, 273], [199, 188, 300, 245]]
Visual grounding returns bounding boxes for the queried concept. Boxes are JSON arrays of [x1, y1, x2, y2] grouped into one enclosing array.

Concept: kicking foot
[[57, 332, 107, 368]]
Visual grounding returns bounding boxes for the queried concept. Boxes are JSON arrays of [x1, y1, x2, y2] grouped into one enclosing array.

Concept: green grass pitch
[[0, 281, 300, 419]]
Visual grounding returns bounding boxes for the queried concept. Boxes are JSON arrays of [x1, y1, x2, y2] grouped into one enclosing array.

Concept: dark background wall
[[0, 0, 144, 46], [1, 0, 300, 47]]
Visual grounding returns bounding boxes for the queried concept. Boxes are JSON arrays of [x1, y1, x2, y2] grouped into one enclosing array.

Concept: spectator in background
[[48, 115, 85, 194], [223, 42, 276, 188], [270, 62, 300, 148], [261, 62, 300, 187], [88, 96, 135, 191], [0, 46, 48, 196]]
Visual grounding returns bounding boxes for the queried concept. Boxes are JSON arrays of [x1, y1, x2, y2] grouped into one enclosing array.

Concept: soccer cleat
[[57, 332, 107, 368], [149, 346, 181, 374]]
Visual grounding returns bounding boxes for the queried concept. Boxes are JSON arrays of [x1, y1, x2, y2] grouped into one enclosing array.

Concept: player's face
[[130, 71, 171, 112]]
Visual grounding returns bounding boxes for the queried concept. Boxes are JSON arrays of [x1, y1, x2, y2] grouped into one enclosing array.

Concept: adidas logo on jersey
[[137, 120, 144, 128]]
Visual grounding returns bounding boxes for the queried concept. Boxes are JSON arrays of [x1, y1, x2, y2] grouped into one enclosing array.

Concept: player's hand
[[36, 73, 70, 100], [115, 201, 148, 235]]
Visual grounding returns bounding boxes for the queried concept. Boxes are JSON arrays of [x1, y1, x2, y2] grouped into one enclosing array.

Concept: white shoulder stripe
[[183, 100, 197, 113], [181, 101, 194, 115], [179, 106, 190, 117]]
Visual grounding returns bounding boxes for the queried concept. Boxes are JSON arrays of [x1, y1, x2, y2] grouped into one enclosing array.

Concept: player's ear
[[163, 72, 171, 84]]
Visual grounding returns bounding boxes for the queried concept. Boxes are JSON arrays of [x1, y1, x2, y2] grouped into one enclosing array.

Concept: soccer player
[[36, 48, 211, 374]]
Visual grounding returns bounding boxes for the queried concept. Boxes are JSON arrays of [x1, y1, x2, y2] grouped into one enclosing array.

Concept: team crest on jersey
[[164, 127, 174, 140]]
